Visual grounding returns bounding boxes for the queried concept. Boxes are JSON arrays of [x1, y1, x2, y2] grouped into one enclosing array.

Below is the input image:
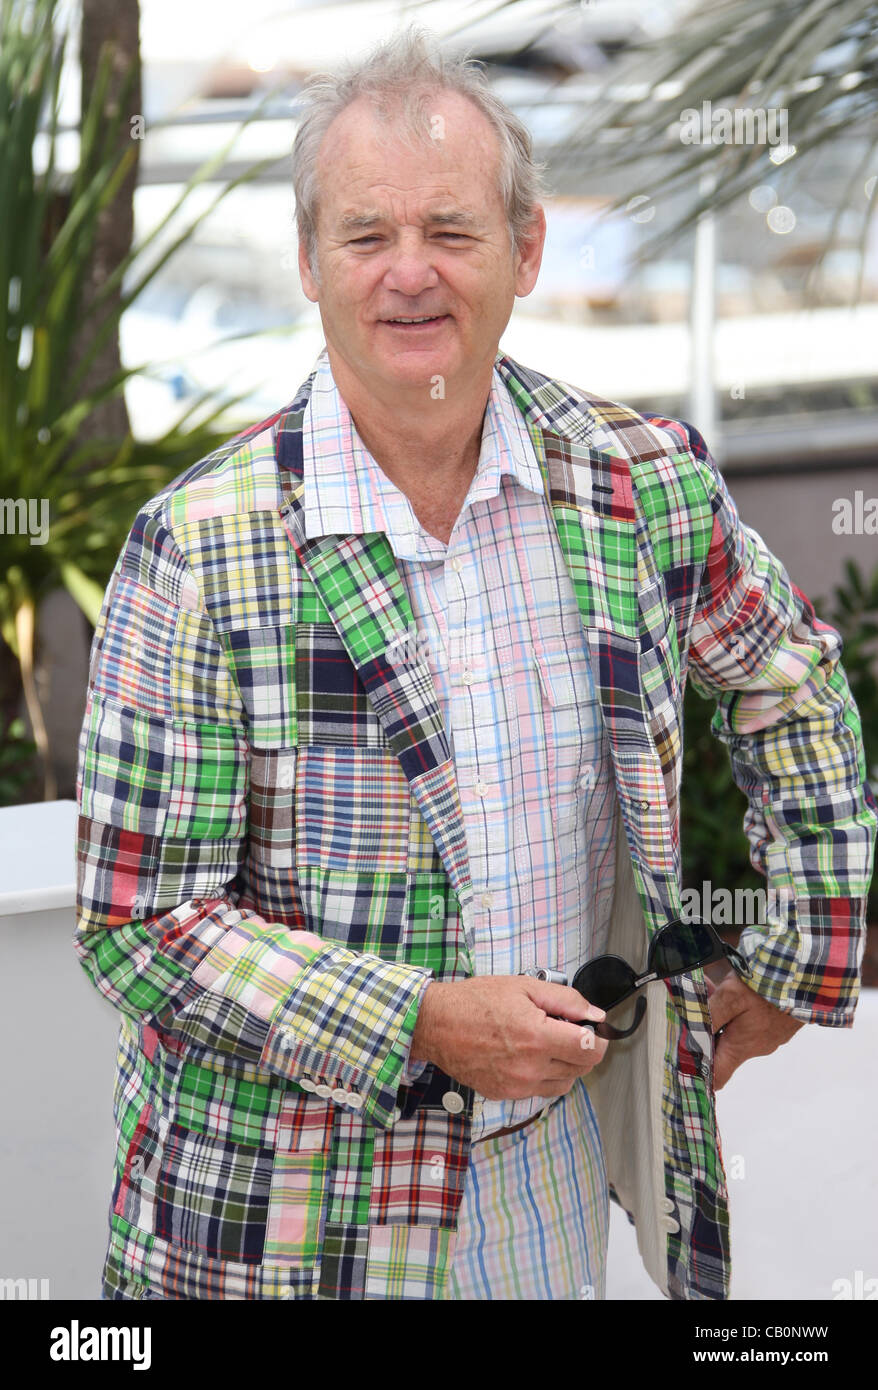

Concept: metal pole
[[689, 170, 718, 454]]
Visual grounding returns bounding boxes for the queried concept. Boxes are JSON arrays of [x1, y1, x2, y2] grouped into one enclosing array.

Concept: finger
[[538, 1049, 608, 1091], [549, 1029, 610, 1067], [541, 1014, 610, 1064], [525, 980, 606, 1025], [708, 982, 749, 1034]]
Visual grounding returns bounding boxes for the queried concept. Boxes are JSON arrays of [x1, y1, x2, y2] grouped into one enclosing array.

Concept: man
[[75, 27, 876, 1301]]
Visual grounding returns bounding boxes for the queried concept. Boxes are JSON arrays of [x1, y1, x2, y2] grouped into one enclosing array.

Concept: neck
[[326, 347, 494, 491]]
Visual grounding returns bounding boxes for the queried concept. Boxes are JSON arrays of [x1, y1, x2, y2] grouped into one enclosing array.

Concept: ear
[[513, 205, 547, 298], [298, 237, 320, 302]]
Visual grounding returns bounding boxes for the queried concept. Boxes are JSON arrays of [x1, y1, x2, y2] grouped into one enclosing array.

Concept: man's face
[[298, 90, 545, 396]]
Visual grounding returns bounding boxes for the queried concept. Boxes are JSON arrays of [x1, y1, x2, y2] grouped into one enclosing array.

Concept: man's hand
[[707, 969, 805, 1090], [409, 975, 609, 1100]]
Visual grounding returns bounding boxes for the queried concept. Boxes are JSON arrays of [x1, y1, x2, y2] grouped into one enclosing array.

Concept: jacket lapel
[[500, 357, 681, 929], [275, 425, 474, 917]]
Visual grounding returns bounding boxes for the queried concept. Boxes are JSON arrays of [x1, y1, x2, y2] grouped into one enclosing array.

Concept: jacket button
[[661, 1215, 680, 1233], [442, 1090, 465, 1114], [346, 1092, 364, 1110], [331, 1087, 349, 1104], [299, 1077, 317, 1092], [315, 1083, 333, 1099], [660, 1197, 675, 1213]]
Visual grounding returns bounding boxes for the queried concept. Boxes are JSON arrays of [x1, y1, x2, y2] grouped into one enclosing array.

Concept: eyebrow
[[337, 209, 480, 233]]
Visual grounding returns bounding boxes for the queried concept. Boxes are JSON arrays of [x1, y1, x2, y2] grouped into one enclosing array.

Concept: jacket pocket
[[639, 613, 680, 715], [640, 616, 683, 821], [263, 1099, 334, 1268], [249, 746, 297, 867], [113, 1099, 169, 1234], [152, 1122, 274, 1264]]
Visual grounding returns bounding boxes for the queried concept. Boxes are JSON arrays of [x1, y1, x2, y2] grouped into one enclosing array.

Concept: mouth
[[379, 314, 450, 331]]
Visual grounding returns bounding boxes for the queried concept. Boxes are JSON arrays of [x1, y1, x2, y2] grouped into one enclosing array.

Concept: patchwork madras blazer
[[74, 351, 877, 1300]]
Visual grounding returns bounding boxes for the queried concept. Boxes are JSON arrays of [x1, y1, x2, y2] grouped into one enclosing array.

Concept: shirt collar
[[302, 347, 545, 560]]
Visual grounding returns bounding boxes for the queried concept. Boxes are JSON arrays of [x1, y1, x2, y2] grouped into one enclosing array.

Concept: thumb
[[525, 979, 606, 1024], [713, 1030, 746, 1090], [708, 978, 750, 1034]]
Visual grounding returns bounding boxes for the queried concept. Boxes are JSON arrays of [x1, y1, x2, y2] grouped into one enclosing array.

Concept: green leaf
[[59, 562, 108, 627]]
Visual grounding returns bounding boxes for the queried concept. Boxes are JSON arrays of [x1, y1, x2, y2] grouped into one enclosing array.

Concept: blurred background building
[[6, 0, 878, 811], [105, 1, 878, 595]]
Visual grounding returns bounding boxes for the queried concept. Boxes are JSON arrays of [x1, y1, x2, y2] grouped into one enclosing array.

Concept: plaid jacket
[[75, 352, 877, 1301]]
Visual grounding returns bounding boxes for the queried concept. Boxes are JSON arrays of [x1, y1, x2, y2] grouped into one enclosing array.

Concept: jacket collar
[[301, 348, 545, 559]]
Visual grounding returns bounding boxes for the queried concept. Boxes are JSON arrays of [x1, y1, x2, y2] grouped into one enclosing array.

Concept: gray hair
[[292, 26, 548, 280]]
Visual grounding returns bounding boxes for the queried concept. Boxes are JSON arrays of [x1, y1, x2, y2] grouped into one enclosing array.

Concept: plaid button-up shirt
[[303, 349, 619, 1139]]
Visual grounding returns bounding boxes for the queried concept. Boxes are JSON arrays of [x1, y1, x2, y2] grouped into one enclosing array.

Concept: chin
[[379, 352, 455, 386]]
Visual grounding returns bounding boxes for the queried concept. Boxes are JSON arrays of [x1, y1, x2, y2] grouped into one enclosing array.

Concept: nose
[[381, 231, 440, 296]]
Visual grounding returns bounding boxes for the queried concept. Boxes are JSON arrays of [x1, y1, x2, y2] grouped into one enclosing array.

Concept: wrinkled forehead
[[315, 90, 504, 202]]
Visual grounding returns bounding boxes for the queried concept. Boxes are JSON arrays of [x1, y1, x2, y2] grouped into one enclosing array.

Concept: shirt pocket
[[529, 643, 601, 840]]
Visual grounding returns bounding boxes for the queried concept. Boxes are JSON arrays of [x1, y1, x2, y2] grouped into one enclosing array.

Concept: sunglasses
[[571, 917, 752, 1040]]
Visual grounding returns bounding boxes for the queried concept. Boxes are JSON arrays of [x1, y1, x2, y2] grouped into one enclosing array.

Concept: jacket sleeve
[[672, 422, 877, 1025], [74, 506, 433, 1126]]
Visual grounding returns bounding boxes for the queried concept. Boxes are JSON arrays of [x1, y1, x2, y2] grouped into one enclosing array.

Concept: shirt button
[[389, 1107, 402, 1124], [315, 1083, 333, 1099], [479, 892, 493, 909], [280, 1032, 296, 1051], [460, 669, 475, 685], [449, 556, 463, 572], [299, 1077, 317, 1092], [442, 1090, 465, 1114], [278, 1285, 293, 1299], [579, 765, 595, 790], [331, 1087, 349, 1105], [474, 780, 488, 796], [472, 1099, 484, 1119]]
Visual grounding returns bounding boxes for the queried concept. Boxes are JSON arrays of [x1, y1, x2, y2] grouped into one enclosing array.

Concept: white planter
[[0, 799, 119, 1301]]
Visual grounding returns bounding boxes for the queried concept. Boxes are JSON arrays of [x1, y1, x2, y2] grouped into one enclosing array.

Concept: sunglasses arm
[[722, 942, 754, 979]]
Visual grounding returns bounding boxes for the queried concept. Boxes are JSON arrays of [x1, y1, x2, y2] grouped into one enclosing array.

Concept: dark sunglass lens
[[652, 919, 717, 976], [572, 957, 636, 1013]]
